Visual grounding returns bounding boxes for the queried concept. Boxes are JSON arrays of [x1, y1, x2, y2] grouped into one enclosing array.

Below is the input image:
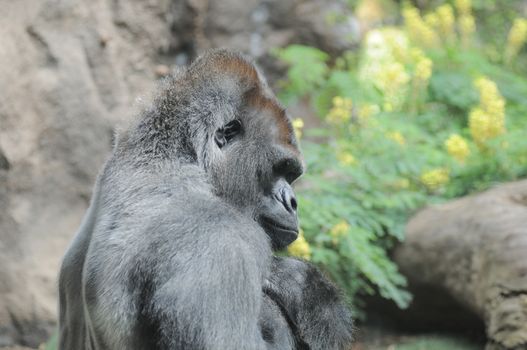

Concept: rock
[[0, 0, 173, 346], [394, 180, 527, 350]]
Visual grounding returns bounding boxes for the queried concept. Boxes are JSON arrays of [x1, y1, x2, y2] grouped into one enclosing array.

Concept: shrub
[[276, 0, 527, 315]]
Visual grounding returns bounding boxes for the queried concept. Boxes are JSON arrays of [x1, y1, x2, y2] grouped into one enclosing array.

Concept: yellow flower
[[403, 6, 439, 47], [394, 178, 410, 189], [386, 131, 406, 146], [469, 77, 506, 147], [455, 0, 472, 16], [377, 62, 410, 112], [505, 18, 527, 63], [421, 168, 450, 191], [292, 118, 304, 140], [424, 13, 439, 30], [333, 96, 353, 109], [455, 0, 475, 46], [445, 134, 470, 162], [337, 151, 356, 166], [469, 108, 505, 146], [359, 28, 413, 112], [287, 229, 311, 260], [475, 78, 505, 117], [459, 15, 475, 46], [409, 51, 432, 112], [414, 56, 433, 82], [327, 97, 352, 124], [330, 220, 350, 244], [410, 47, 425, 62], [382, 27, 411, 62], [436, 4, 455, 42], [361, 27, 410, 64], [383, 62, 410, 85], [357, 104, 380, 124]]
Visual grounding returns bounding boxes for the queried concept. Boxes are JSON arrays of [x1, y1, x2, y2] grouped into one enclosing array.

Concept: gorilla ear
[[215, 119, 242, 148]]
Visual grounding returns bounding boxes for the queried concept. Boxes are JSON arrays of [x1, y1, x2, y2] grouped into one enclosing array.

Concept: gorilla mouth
[[260, 216, 298, 235], [259, 216, 298, 249]]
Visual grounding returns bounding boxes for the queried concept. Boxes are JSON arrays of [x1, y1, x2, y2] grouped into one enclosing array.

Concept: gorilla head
[[127, 50, 304, 249]]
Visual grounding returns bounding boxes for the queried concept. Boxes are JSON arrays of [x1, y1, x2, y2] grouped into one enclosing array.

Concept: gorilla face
[[209, 86, 303, 250]]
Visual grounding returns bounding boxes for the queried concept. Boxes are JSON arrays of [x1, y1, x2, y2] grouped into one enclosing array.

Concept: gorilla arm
[[140, 201, 276, 350], [265, 257, 354, 350]]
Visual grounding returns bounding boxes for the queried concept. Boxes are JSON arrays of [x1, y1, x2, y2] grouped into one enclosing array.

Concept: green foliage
[[272, 45, 330, 104], [275, 1, 527, 315], [44, 331, 58, 350], [429, 70, 478, 111]]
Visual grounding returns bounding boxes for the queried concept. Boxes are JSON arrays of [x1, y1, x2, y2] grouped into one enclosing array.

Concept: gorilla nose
[[276, 181, 297, 213]]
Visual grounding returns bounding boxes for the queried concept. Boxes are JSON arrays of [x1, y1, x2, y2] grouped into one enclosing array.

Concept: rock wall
[[0, 0, 356, 346]]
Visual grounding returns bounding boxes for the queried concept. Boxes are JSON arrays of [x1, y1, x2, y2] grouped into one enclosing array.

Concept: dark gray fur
[[59, 49, 353, 350]]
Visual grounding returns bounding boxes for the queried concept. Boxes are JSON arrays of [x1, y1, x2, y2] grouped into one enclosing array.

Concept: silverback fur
[[58, 49, 353, 350]]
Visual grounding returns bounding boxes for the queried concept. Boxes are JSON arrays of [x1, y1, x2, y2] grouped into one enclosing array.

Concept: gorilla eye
[[215, 119, 242, 148]]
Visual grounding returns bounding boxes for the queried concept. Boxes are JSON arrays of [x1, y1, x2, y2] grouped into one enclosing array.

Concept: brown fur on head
[[121, 49, 302, 171], [187, 49, 299, 154], [190, 49, 260, 86]]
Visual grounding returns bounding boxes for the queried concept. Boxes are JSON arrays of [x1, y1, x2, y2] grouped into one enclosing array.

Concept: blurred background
[[1, 0, 527, 349]]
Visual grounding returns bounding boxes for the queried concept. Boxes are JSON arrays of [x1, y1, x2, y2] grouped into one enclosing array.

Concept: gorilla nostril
[[274, 179, 298, 213], [279, 187, 296, 213], [290, 197, 297, 211]]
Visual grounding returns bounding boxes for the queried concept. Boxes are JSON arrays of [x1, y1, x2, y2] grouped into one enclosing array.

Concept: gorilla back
[[59, 50, 305, 349]]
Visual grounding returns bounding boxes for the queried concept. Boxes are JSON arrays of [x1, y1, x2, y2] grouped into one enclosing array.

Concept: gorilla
[[58, 49, 353, 350]]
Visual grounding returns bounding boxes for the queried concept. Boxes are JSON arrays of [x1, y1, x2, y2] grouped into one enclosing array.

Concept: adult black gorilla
[[59, 50, 353, 350]]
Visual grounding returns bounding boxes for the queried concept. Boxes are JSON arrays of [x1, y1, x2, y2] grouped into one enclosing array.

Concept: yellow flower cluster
[[337, 151, 356, 166], [363, 28, 410, 63], [454, 0, 475, 46], [327, 97, 352, 124], [386, 131, 406, 146], [469, 77, 506, 147], [469, 109, 504, 146], [330, 220, 350, 244], [287, 229, 311, 260], [505, 18, 527, 63], [445, 134, 470, 162], [403, 6, 439, 48], [475, 78, 505, 117], [381, 61, 410, 86], [424, 13, 439, 30], [382, 27, 411, 62], [455, 0, 471, 15], [378, 62, 410, 111], [359, 28, 412, 112], [459, 15, 475, 45], [408, 48, 433, 111], [437, 4, 455, 42], [292, 118, 304, 140], [414, 55, 432, 83], [405, 1, 475, 49], [420, 168, 450, 191]]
